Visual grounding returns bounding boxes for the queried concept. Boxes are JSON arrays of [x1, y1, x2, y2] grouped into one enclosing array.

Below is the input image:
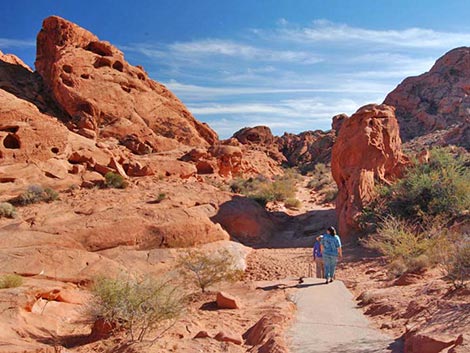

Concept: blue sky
[[2, 1, 470, 138]]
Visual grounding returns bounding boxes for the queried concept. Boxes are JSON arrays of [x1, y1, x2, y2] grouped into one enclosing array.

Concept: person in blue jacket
[[313, 236, 324, 279], [320, 226, 342, 284]]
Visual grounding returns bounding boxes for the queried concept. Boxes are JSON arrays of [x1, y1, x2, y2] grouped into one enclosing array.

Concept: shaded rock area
[[331, 104, 409, 238], [385, 47, 470, 144]]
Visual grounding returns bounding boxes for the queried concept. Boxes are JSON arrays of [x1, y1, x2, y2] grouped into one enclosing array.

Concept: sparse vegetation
[[306, 163, 338, 203], [104, 172, 128, 189], [14, 185, 59, 206], [230, 169, 300, 207], [0, 202, 16, 218], [361, 147, 470, 231], [437, 234, 470, 288], [363, 216, 444, 276], [0, 274, 23, 289], [91, 276, 184, 343], [177, 249, 242, 293], [284, 197, 301, 209]]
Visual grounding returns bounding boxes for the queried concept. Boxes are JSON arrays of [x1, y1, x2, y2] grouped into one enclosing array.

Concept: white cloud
[[0, 38, 35, 49], [275, 19, 470, 48]]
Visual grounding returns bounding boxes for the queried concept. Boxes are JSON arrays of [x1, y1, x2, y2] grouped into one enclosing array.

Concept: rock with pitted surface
[[277, 130, 335, 171], [35, 16, 218, 152], [331, 104, 408, 237], [384, 47, 470, 142]]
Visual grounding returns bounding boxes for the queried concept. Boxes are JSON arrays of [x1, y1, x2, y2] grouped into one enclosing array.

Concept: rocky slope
[[384, 47, 470, 145]]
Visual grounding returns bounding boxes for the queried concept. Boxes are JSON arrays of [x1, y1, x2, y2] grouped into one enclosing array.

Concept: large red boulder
[[331, 104, 408, 237], [384, 47, 470, 142], [35, 16, 218, 152]]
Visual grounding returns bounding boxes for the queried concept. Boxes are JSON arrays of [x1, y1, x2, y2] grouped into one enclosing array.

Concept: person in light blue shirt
[[320, 226, 342, 284]]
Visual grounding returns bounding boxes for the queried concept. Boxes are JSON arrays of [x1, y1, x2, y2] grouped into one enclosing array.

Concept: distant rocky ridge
[[384, 47, 470, 147]]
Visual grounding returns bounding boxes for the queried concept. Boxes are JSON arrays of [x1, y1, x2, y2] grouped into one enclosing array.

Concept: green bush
[[0, 274, 23, 289], [437, 235, 470, 288], [0, 202, 16, 218], [362, 147, 470, 230], [92, 276, 184, 343], [177, 249, 242, 293], [363, 216, 443, 276], [16, 185, 59, 205], [104, 172, 128, 189]]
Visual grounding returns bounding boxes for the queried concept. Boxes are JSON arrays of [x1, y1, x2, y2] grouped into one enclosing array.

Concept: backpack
[[322, 235, 339, 255]]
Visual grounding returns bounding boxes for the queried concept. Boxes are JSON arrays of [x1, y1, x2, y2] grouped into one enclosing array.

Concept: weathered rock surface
[[384, 47, 470, 142], [216, 291, 241, 309], [35, 16, 218, 152], [331, 104, 408, 237]]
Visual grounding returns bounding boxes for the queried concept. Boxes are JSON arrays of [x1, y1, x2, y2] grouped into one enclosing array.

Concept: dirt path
[[287, 278, 402, 353]]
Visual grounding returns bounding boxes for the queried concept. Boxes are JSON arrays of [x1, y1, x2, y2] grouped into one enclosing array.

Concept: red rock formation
[[278, 130, 335, 170], [35, 16, 218, 152], [331, 104, 408, 237], [384, 47, 470, 141]]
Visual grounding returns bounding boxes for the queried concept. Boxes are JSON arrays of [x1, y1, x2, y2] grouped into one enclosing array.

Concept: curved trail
[[288, 278, 402, 353]]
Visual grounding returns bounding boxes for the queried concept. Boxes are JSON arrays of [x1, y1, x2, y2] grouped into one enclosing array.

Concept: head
[[316, 235, 322, 241], [327, 226, 337, 236]]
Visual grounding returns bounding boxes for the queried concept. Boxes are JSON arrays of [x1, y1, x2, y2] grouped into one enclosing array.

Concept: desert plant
[[437, 234, 470, 288], [363, 216, 444, 276], [362, 147, 470, 229], [0, 274, 23, 289], [104, 172, 128, 189], [177, 249, 242, 293], [91, 276, 184, 343], [16, 185, 59, 205], [0, 202, 16, 218], [285, 197, 301, 209]]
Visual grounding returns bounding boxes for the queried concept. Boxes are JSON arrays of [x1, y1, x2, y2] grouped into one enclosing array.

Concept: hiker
[[320, 226, 342, 284], [313, 235, 324, 279]]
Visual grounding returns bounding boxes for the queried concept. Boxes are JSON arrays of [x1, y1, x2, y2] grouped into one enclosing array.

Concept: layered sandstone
[[384, 47, 470, 142], [35, 16, 218, 152], [331, 104, 408, 237]]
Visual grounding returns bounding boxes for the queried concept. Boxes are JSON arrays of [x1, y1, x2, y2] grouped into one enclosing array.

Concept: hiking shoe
[[329, 278, 334, 283], [325, 279, 329, 284]]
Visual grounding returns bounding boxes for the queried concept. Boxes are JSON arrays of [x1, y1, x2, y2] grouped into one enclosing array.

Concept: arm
[[338, 247, 343, 258]]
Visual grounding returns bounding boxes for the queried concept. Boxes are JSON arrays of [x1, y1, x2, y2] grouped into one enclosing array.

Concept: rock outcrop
[[384, 47, 470, 142], [331, 104, 408, 237], [35, 16, 218, 152]]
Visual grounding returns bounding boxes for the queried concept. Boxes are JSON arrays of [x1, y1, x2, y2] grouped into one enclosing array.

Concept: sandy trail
[[287, 278, 402, 353]]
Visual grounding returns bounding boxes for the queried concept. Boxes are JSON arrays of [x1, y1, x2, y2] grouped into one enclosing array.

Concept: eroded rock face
[[35, 16, 218, 152], [384, 47, 470, 141], [278, 130, 335, 171], [331, 104, 408, 237]]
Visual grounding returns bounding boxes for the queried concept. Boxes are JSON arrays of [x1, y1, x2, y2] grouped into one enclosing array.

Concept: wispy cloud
[[271, 19, 470, 48], [0, 38, 35, 49]]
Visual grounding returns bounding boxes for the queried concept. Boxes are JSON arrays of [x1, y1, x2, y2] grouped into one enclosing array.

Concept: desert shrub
[[91, 276, 184, 343], [363, 216, 444, 276], [307, 163, 332, 190], [16, 185, 59, 205], [285, 198, 301, 209], [230, 170, 298, 207], [0, 202, 16, 218], [323, 188, 338, 203], [437, 235, 470, 288], [362, 148, 470, 230], [104, 172, 128, 189], [0, 274, 23, 289], [177, 249, 242, 293]]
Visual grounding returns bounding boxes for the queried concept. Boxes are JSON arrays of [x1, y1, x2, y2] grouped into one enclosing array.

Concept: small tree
[[177, 249, 242, 293], [104, 172, 128, 189], [91, 276, 184, 344]]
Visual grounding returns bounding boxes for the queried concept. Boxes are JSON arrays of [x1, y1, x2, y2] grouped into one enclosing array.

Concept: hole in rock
[[51, 147, 59, 154], [112, 61, 123, 72], [137, 72, 146, 81], [62, 64, 73, 73], [3, 134, 20, 149], [121, 85, 131, 93], [85, 41, 113, 56], [80, 73, 90, 79], [0, 125, 19, 133], [60, 74, 74, 87], [77, 102, 94, 116], [93, 57, 112, 69]]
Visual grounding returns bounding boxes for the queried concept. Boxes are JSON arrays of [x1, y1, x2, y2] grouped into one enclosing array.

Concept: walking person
[[320, 226, 342, 284], [313, 236, 324, 279]]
